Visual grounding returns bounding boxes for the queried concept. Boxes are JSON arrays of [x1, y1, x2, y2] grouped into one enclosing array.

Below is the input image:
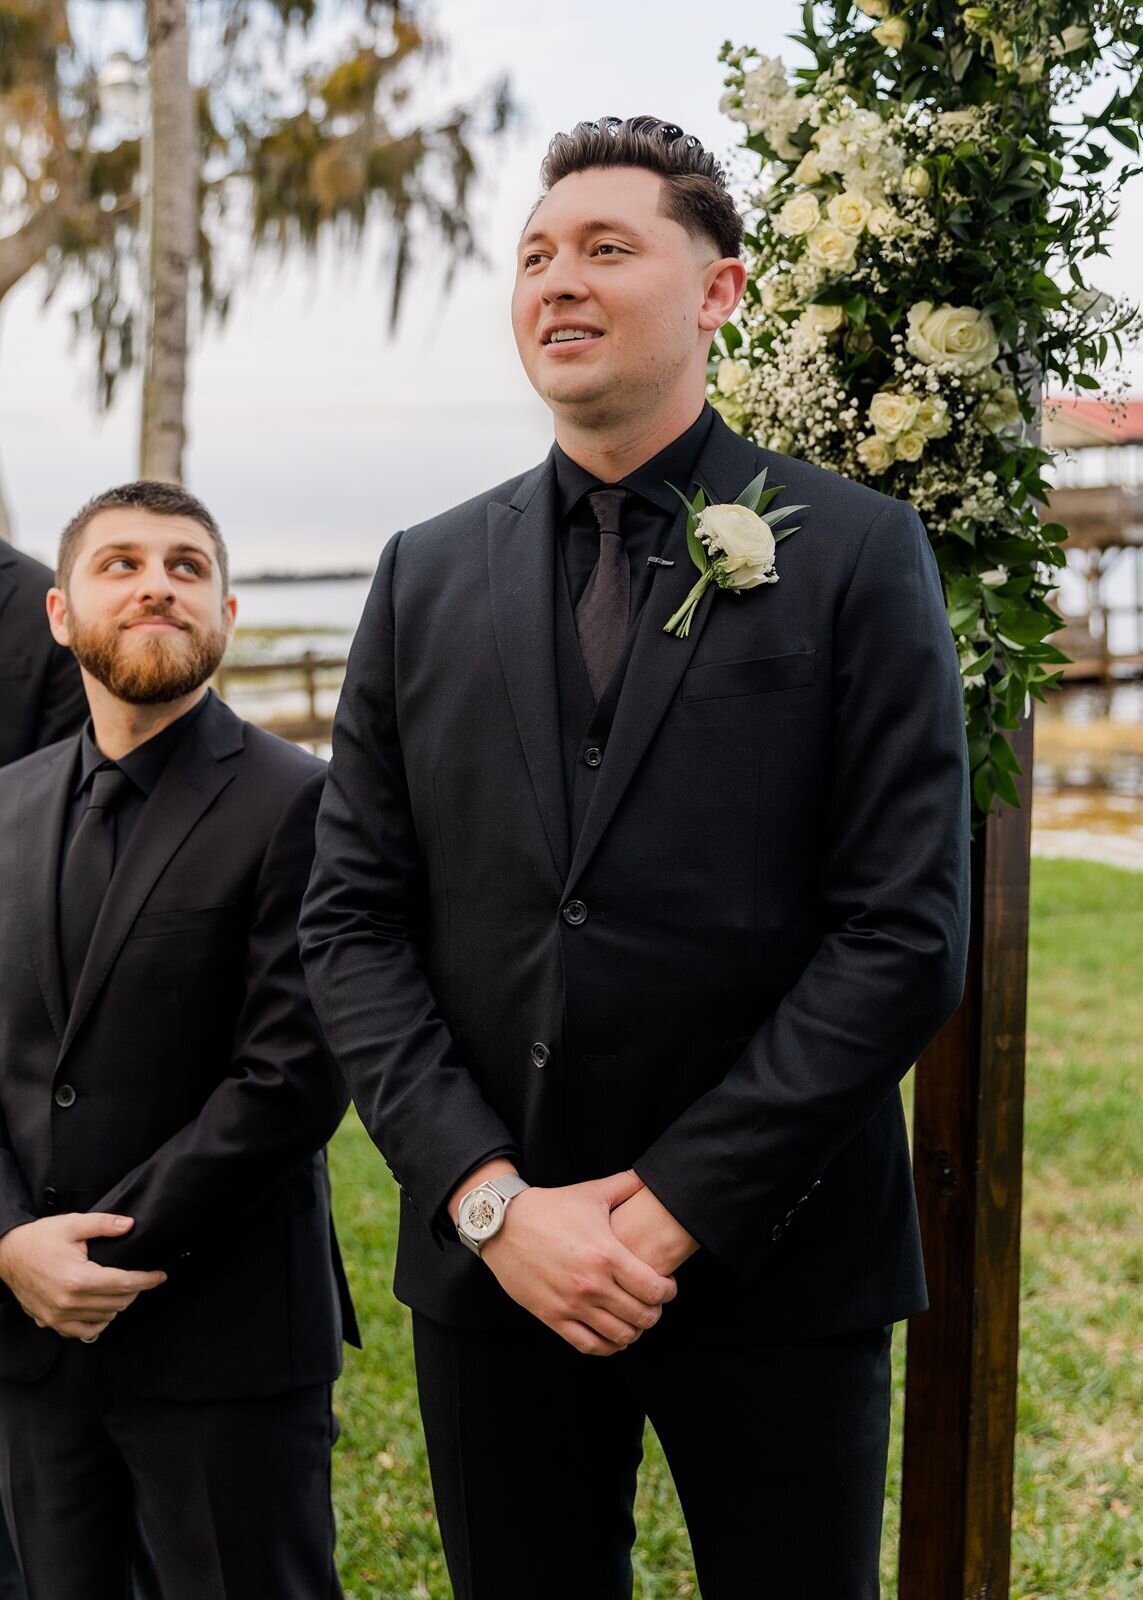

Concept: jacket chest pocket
[[128, 903, 238, 942], [0, 654, 30, 681], [682, 649, 816, 704]]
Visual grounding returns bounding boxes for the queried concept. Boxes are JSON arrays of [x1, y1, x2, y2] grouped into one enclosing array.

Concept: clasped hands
[[452, 1163, 697, 1357], [0, 1214, 166, 1340]]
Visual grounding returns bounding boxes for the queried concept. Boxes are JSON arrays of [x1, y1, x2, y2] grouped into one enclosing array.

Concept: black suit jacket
[[0, 691, 355, 1397], [0, 542, 86, 767], [301, 415, 971, 1341]]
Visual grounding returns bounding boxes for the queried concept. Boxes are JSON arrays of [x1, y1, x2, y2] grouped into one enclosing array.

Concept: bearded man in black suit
[[302, 117, 970, 1600], [0, 481, 354, 1600]]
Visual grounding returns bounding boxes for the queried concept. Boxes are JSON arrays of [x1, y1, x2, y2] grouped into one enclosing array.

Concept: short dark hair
[[539, 115, 743, 260], [58, 481, 229, 591]]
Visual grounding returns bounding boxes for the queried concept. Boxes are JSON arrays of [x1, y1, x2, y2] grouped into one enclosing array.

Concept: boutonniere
[[662, 469, 808, 639]]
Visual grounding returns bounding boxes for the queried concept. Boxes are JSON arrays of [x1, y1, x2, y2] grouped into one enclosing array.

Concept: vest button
[[53, 1084, 77, 1109], [583, 746, 603, 768], [530, 1042, 550, 1069], [42, 1187, 58, 1209], [562, 900, 588, 926]]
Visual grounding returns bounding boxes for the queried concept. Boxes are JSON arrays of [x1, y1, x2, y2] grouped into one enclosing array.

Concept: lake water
[[227, 577, 1143, 866]]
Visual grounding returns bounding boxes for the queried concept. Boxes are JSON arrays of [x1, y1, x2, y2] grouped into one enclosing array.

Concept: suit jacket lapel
[[487, 458, 570, 883], [566, 419, 768, 890], [60, 696, 243, 1059], [0, 549, 17, 627], [16, 740, 76, 1043]]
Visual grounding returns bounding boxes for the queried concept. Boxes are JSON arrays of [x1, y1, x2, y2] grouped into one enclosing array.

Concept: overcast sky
[[4, 0, 1141, 574]]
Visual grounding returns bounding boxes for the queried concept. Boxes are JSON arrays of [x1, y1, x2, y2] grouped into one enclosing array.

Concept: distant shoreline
[[232, 570, 372, 585]]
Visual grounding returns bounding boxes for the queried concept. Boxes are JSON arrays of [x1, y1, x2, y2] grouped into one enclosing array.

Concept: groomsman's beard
[[68, 606, 230, 705]]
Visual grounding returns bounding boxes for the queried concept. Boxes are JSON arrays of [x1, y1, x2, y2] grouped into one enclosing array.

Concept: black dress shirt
[[553, 404, 716, 624], [63, 692, 211, 860]]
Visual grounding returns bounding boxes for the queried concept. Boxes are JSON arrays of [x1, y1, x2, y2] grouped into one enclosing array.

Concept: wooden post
[[899, 714, 1033, 1600], [303, 650, 318, 724]]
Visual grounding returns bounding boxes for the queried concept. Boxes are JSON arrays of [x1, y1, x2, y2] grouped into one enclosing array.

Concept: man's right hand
[[479, 1170, 677, 1357], [0, 1214, 167, 1340]]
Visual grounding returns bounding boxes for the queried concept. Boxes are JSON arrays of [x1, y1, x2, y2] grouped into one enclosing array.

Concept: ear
[[46, 586, 71, 648], [222, 593, 238, 641], [698, 257, 747, 334]]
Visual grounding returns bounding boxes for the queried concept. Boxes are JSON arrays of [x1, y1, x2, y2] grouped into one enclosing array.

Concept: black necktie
[[60, 765, 133, 1007], [575, 488, 630, 700]]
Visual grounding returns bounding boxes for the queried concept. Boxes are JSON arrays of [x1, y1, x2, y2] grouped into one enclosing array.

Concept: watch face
[[462, 1187, 504, 1241]]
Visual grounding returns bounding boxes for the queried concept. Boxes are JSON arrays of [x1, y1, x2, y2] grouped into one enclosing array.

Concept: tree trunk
[[141, 0, 194, 483]]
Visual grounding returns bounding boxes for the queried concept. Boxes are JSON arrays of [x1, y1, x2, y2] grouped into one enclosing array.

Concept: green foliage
[[0, 1, 514, 404], [714, 2, 1143, 820]]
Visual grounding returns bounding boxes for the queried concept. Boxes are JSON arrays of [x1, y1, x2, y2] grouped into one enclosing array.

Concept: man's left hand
[[610, 1186, 698, 1278]]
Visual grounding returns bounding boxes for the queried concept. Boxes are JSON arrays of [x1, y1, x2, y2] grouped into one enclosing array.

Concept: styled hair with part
[[539, 115, 743, 260], [57, 481, 229, 591]]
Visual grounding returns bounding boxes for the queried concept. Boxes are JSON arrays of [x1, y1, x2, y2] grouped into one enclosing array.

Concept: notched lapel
[[486, 460, 570, 883], [60, 709, 241, 1058], [16, 743, 76, 1043]]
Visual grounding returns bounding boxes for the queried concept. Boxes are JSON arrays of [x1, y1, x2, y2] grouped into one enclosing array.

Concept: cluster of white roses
[[714, 52, 1029, 530], [853, 305, 1021, 475]]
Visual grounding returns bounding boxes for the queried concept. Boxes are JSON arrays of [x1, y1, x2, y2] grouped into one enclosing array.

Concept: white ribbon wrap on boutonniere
[[662, 468, 808, 639]]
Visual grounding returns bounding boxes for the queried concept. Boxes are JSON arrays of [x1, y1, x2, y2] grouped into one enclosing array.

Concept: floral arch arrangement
[[715, 1, 1143, 817]]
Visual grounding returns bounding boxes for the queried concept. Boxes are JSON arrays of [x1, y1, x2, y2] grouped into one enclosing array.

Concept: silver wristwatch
[[456, 1174, 530, 1256]]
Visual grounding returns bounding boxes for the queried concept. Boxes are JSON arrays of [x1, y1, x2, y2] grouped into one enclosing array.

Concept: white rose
[[855, 0, 890, 15], [792, 151, 823, 185], [872, 17, 910, 50], [856, 435, 895, 473], [826, 189, 873, 233], [866, 204, 897, 237], [805, 222, 859, 272], [775, 191, 822, 237], [868, 390, 919, 438], [894, 430, 926, 462], [797, 303, 846, 336], [903, 164, 932, 198], [979, 387, 1021, 431], [716, 359, 750, 396], [979, 566, 1009, 588], [1050, 25, 1091, 56], [697, 503, 777, 589], [906, 301, 1000, 373], [915, 396, 952, 438]]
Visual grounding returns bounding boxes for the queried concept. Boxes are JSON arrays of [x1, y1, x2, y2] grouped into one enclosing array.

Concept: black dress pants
[[413, 1312, 892, 1600], [0, 1342, 342, 1600]]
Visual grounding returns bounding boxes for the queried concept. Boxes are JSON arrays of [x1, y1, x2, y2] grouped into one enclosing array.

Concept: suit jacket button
[[42, 1187, 58, 1209], [583, 746, 603, 768], [530, 1042, 549, 1069], [53, 1084, 77, 1109], [562, 900, 587, 926]]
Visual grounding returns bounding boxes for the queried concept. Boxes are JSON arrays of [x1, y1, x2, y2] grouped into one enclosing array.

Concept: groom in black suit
[[0, 482, 353, 1599], [302, 116, 970, 1598]]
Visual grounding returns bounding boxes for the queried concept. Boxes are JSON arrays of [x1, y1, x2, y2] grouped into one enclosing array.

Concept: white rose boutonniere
[[663, 469, 807, 639]]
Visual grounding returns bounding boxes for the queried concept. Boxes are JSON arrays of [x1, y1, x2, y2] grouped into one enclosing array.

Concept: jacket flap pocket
[[683, 650, 816, 703]]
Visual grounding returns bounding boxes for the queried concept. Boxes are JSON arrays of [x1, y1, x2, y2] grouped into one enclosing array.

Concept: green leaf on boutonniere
[[667, 482, 711, 576]]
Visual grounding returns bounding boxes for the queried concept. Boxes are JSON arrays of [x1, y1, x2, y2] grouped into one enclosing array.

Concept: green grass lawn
[[328, 858, 1143, 1598]]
